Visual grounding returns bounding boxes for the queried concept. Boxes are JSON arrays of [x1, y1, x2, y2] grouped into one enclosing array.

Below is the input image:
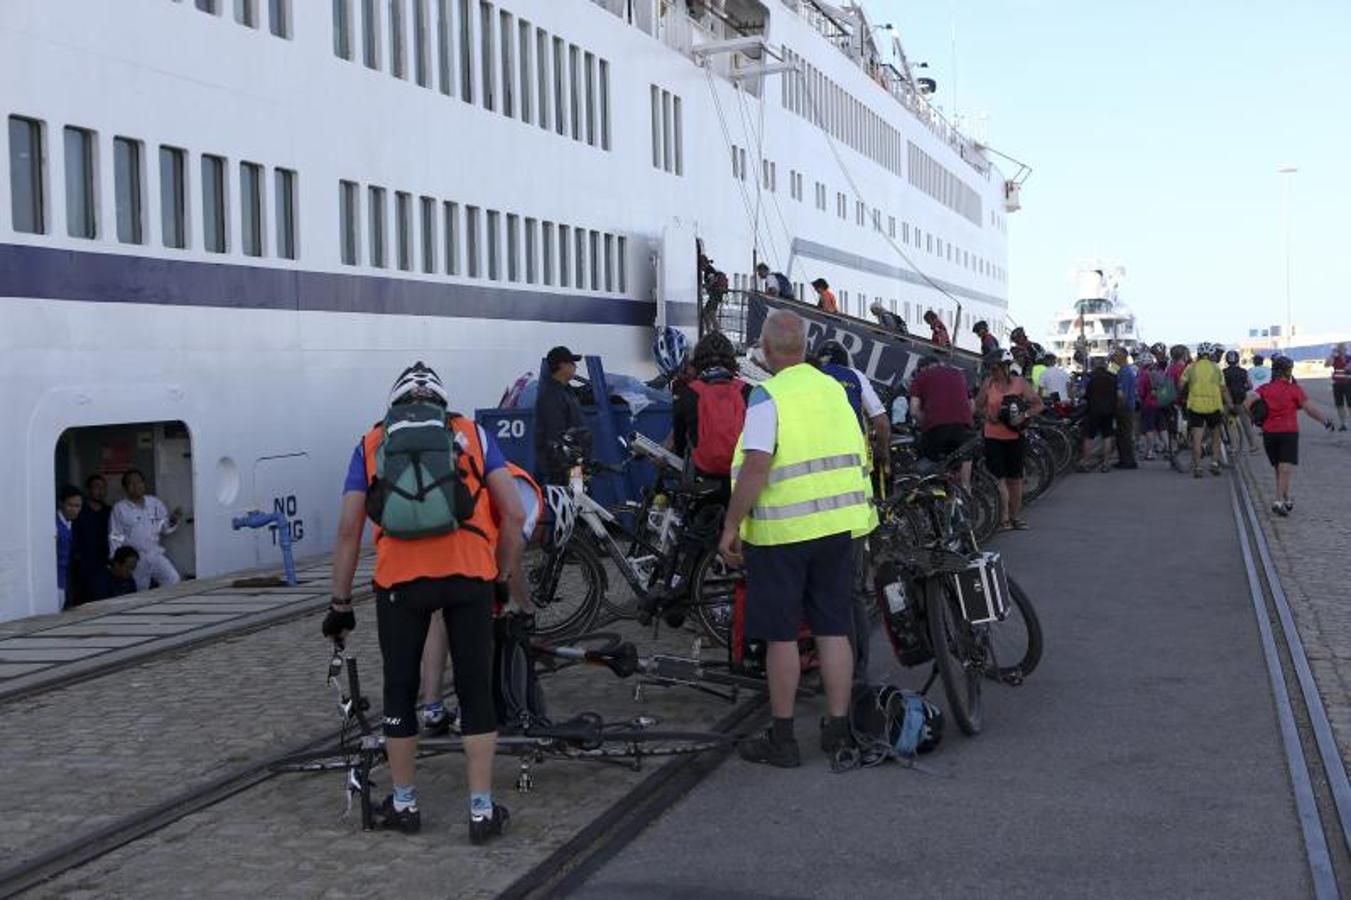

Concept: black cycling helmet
[[1225, 350, 1239, 365], [815, 339, 850, 367], [1010, 326, 1026, 342], [1272, 355, 1294, 375], [1253, 353, 1266, 366], [1150, 341, 1167, 357], [972, 320, 989, 334]]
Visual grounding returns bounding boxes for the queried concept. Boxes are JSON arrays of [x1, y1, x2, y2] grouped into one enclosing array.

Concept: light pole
[[1278, 163, 1298, 348]]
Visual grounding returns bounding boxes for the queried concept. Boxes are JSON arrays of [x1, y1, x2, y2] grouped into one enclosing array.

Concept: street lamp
[[1278, 163, 1298, 348]]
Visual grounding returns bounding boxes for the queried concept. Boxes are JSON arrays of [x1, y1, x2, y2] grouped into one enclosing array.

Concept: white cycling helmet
[[544, 485, 577, 549], [653, 326, 690, 377], [388, 361, 448, 407]]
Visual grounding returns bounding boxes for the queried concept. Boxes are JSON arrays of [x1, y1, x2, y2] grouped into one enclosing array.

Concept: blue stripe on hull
[[0, 243, 697, 326]]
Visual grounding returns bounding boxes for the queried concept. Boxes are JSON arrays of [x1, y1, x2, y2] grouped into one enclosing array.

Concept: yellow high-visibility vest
[[731, 363, 876, 546]]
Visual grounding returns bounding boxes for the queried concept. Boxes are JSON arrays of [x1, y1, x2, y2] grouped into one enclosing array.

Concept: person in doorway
[[975, 350, 1042, 530], [756, 263, 795, 300], [810, 277, 837, 313], [909, 353, 975, 489], [72, 473, 113, 605], [110, 469, 182, 592], [1079, 357, 1118, 472], [534, 346, 589, 486], [1112, 347, 1139, 469], [1325, 343, 1350, 430], [868, 300, 907, 335], [719, 310, 874, 770], [1249, 354, 1272, 390], [1247, 355, 1335, 516], [90, 546, 140, 601], [973, 320, 999, 354], [924, 310, 952, 348], [56, 486, 82, 609], [325, 362, 526, 839], [1180, 342, 1226, 478]]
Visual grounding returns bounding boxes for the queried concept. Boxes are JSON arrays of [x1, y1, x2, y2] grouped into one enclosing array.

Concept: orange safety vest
[[362, 416, 499, 589]]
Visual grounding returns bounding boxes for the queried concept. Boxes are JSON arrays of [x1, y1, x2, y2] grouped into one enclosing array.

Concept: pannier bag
[[729, 579, 817, 676], [874, 560, 932, 667], [850, 682, 944, 764], [366, 404, 477, 539], [950, 551, 1010, 625]]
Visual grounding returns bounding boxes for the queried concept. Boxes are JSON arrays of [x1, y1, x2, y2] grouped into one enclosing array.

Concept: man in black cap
[[535, 346, 589, 484]]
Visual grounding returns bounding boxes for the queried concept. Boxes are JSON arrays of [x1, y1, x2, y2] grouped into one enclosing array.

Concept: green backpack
[[364, 404, 481, 540], [1150, 369, 1177, 407]]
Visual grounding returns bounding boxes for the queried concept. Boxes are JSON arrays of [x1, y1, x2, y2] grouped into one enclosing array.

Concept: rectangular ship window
[[599, 59, 611, 150], [235, 0, 256, 27], [603, 233, 613, 292], [420, 196, 436, 272], [673, 95, 682, 174], [506, 213, 519, 282], [569, 45, 581, 140], [486, 209, 500, 280], [362, 0, 380, 69], [443, 201, 459, 274], [500, 10, 514, 118], [275, 168, 297, 259], [333, 0, 352, 58], [113, 137, 143, 245], [524, 217, 537, 284], [268, 0, 289, 38], [201, 153, 228, 253], [574, 228, 586, 291], [413, 0, 430, 86], [465, 205, 480, 277], [8, 116, 45, 234], [480, 2, 495, 111], [552, 37, 565, 136], [160, 146, 187, 248], [436, 0, 452, 94], [652, 87, 662, 169], [459, 0, 473, 103], [395, 191, 413, 270], [390, 0, 406, 78], [339, 180, 359, 264], [536, 29, 550, 131], [196, 0, 219, 13], [616, 236, 626, 292], [368, 185, 386, 267], [240, 161, 264, 257], [557, 224, 570, 287], [661, 90, 672, 171], [541, 221, 554, 285], [518, 20, 532, 123], [63, 126, 97, 239], [589, 230, 599, 290], [584, 51, 596, 146]]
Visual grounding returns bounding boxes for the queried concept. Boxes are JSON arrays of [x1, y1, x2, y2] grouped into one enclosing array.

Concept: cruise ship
[[1, 0, 1019, 621], [1044, 264, 1140, 363]]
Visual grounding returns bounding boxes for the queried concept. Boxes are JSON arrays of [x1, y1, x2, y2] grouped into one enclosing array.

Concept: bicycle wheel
[[970, 470, 1000, 545], [1043, 426, 1074, 474], [1022, 440, 1051, 503], [526, 538, 605, 640], [689, 549, 737, 647], [989, 576, 1044, 683], [925, 576, 983, 736]]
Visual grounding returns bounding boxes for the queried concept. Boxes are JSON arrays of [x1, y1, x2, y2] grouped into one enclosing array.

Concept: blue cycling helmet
[[653, 326, 689, 377]]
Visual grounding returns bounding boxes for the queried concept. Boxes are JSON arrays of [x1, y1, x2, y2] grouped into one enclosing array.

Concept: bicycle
[[528, 429, 733, 646], [272, 621, 731, 829]]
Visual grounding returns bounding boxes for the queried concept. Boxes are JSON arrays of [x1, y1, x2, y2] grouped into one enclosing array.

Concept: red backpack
[[687, 377, 747, 476]]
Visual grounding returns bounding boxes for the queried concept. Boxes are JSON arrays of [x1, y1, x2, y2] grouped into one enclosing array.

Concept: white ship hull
[[1, 0, 1011, 620]]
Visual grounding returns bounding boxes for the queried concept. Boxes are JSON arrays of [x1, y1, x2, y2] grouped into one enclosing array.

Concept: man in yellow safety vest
[[720, 310, 876, 769]]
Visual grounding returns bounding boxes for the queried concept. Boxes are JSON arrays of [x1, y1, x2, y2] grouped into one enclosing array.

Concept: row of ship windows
[[649, 86, 684, 176], [176, 0, 292, 38], [7, 116, 298, 259], [909, 142, 981, 226], [729, 145, 1006, 285], [337, 180, 628, 293], [333, 0, 613, 152], [780, 47, 904, 179]]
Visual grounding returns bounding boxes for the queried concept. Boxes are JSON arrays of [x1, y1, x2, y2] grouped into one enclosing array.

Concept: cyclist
[[671, 331, 751, 499], [1111, 347, 1139, 469], [1037, 352, 1071, 405], [324, 362, 526, 840], [1326, 342, 1350, 430], [1247, 355, 1335, 515], [1222, 350, 1259, 454], [813, 339, 892, 464], [924, 310, 952, 348], [1078, 355, 1118, 472], [909, 352, 975, 489], [975, 349, 1043, 530], [1180, 342, 1226, 477], [1249, 353, 1272, 390], [1136, 353, 1163, 460], [720, 310, 873, 770], [973, 320, 999, 354]]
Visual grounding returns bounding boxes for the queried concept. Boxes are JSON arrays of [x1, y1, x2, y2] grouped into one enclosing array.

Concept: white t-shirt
[[1039, 366, 1071, 401], [852, 367, 887, 419], [740, 387, 778, 454]]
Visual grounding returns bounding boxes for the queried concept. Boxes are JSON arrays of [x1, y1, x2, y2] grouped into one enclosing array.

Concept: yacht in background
[[1045, 264, 1140, 363]]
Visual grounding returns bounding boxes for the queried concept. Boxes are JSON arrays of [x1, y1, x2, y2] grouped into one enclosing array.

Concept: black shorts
[[744, 532, 854, 642], [1187, 410, 1223, 430], [918, 424, 973, 462], [984, 436, 1026, 479], [1334, 381, 1351, 408], [1084, 414, 1115, 439], [1263, 432, 1299, 467], [375, 575, 497, 738]]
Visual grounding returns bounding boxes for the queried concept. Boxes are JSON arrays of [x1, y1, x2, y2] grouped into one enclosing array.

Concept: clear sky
[[862, 0, 1350, 346]]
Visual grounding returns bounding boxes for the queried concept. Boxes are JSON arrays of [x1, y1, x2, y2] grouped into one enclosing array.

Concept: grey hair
[[761, 309, 807, 359]]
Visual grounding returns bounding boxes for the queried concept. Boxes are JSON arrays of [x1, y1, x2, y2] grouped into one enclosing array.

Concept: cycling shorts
[[1084, 414, 1116, 440], [1263, 432, 1299, 467], [1187, 410, 1223, 430], [983, 436, 1026, 480], [375, 576, 497, 738], [918, 424, 973, 462], [1333, 381, 1351, 409]]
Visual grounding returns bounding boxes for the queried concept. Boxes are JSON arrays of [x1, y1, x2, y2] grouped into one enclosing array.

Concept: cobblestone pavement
[[1238, 378, 1351, 769]]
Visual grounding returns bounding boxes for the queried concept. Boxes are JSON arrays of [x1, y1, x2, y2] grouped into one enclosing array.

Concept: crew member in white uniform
[[110, 468, 183, 592]]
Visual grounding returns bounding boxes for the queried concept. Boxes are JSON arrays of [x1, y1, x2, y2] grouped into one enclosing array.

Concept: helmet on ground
[[1225, 350, 1239, 365], [1272, 355, 1294, 375], [815, 339, 850, 367], [653, 326, 690, 377], [388, 361, 448, 407], [850, 683, 944, 757], [543, 485, 577, 549]]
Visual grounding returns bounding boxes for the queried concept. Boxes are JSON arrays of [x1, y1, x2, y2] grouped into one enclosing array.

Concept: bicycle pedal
[[516, 761, 533, 794]]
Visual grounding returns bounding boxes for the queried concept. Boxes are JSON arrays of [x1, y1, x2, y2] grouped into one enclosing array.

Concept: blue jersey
[[821, 363, 866, 432]]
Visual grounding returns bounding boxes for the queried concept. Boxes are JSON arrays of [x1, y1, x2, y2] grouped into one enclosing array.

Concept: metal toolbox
[[950, 551, 1010, 625]]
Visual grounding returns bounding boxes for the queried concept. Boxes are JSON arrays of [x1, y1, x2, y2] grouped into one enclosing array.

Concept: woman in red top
[[1245, 355, 1333, 516], [974, 349, 1043, 530], [1326, 342, 1350, 430]]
